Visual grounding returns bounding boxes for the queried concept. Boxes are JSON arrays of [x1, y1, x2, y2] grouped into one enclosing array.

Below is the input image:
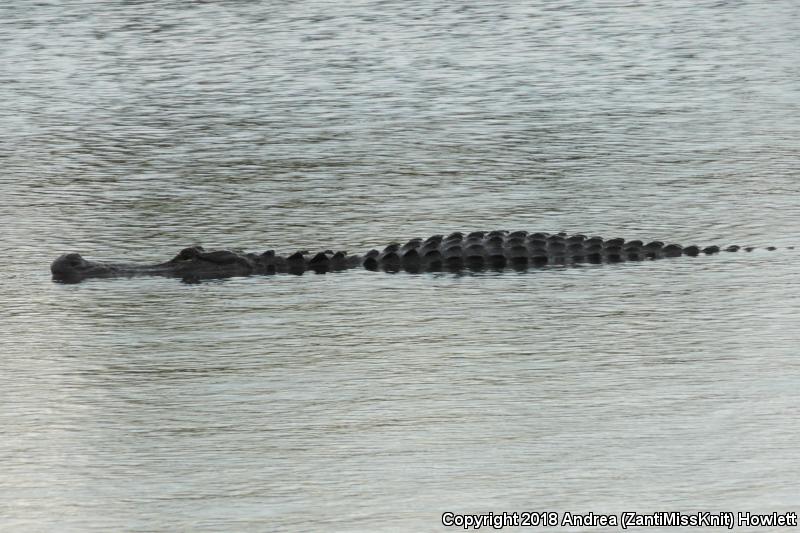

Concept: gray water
[[2, 1, 800, 531]]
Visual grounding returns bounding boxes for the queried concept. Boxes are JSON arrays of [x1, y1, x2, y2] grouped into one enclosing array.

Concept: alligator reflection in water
[[50, 230, 784, 283]]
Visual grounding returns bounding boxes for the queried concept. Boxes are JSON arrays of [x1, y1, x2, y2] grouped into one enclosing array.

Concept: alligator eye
[[69, 259, 81, 267], [176, 246, 202, 260]]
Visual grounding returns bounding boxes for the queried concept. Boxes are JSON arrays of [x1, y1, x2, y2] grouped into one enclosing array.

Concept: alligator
[[51, 231, 786, 283]]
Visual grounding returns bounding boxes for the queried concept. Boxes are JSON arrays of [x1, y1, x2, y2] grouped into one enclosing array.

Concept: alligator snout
[[51, 253, 88, 283]]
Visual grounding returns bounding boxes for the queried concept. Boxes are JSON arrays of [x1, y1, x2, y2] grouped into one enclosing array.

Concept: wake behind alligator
[[51, 231, 787, 283]]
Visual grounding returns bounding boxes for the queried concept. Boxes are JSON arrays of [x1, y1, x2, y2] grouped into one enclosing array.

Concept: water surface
[[2, 1, 799, 531]]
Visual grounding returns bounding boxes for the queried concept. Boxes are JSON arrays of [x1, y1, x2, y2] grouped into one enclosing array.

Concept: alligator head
[[50, 246, 256, 283]]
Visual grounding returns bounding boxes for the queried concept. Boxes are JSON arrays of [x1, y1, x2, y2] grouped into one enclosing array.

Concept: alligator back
[[360, 231, 776, 273]]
